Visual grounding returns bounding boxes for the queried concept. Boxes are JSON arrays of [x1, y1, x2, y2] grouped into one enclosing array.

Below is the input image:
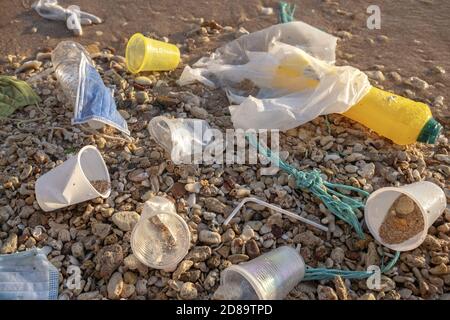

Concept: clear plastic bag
[[147, 116, 213, 164], [179, 21, 371, 130]]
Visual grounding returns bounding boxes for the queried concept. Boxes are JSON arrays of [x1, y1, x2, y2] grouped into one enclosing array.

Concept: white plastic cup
[[35, 145, 111, 212], [215, 246, 305, 300], [131, 197, 191, 271], [365, 181, 447, 251]]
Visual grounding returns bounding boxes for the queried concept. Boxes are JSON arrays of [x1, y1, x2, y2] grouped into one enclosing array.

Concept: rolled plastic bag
[[179, 21, 371, 131]]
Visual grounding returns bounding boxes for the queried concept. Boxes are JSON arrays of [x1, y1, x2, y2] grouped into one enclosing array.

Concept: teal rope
[[304, 251, 400, 281], [279, 2, 296, 23], [247, 133, 369, 238]]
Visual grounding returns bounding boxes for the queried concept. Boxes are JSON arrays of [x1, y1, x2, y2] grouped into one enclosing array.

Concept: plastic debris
[[0, 247, 58, 300], [224, 197, 329, 232], [0, 76, 41, 118], [52, 41, 130, 135], [32, 0, 102, 36], [35, 145, 111, 212]]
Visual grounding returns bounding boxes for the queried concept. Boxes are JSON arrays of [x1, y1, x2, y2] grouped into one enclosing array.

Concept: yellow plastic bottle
[[343, 87, 442, 145]]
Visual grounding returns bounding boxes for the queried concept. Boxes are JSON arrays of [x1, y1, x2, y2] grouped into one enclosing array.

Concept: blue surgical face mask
[[73, 54, 130, 135], [0, 247, 59, 300]]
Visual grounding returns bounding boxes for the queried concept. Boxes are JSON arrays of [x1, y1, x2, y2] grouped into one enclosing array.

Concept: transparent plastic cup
[[35, 145, 111, 212], [147, 116, 212, 164], [214, 246, 305, 300], [126, 33, 180, 73], [131, 197, 191, 271], [365, 181, 447, 251]]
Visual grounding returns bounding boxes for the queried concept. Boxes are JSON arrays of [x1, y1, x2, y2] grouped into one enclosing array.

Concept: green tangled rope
[[247, 133, 369, 238], [279, 1, 296, 23]]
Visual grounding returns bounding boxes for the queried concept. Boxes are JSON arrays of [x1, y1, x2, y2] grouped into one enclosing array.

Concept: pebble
[[199, 230, 221, 245], [190, 106, 209, 119], [221, 228, 235, 243], [317, 285, 338, 300], [71, 242, 84, 259], [107, 272, 124, 300], [228, 254, 249, 264], [179, 282, 198, 300], [136, 91, 149, 104], [16, 60, 42, 73], [260, 6, 274, 15], [344, 164, 358, 173], [187, 246, 212, 262], [245, 239, 260, 258], [135, 76, 152, 86], [330, 247, 345, 264], [121, 284, 135, 298], [112, 211, 140, 231], [0, 233, 17, 254], [358, 163, 375, 178], [97, 244, 124, 278], [92, 223, 112, 239], [407, 76, 429, 90], [240, 225, 255, 241], [366, 70, 385, 82]]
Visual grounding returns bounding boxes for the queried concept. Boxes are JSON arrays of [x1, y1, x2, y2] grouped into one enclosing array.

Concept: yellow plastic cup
[[126, 33, 180, 73]]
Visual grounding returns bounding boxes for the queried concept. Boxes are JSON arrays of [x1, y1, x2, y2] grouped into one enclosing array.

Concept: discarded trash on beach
[[214, 246, 305, 300], [32, 0, 102, 36], [224, 197, 328, 232], [365, 181, 446, 251], [147, 116, 213, 164], [0, 76, 41, 118], [35, 145, 111, 212], [126, 33, 181, 73], [131, 196, 191, 271], [0, 247, 58, 300], [52, 41, 130, 135], [179, 21, 442, 145]]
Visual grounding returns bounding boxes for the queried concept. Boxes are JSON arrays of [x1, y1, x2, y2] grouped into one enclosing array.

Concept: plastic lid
[[417, 118, 442, 144]]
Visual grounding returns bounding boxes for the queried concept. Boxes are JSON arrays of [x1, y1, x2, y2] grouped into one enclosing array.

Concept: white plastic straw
[[223, 197, 329, 232]]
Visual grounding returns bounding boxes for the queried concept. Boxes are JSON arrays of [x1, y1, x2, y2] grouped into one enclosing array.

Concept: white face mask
[[0, 247, 59, 300]]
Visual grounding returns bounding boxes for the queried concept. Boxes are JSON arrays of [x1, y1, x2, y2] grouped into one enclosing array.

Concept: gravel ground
[[0, 3, 449, 301]]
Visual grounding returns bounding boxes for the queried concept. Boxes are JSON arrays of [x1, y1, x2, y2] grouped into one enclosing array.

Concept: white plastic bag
[[179, 21, 371, 130]]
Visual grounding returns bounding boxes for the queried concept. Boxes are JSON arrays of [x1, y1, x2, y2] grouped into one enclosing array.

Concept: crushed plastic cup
[[147, 116, 212, 164], [126, 33, 180, 73], [214, 246, 305, 300], [131, 197, 191, 271], [35, 145, 111, 212], [365, 181, 447, 251]]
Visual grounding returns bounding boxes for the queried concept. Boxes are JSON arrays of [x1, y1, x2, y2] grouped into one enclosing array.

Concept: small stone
[[135, 76, 152, 86], [366, 70, 385, 82], [121, 284, 135, 298], [407, 76, 429, 90], [107, 272, 124, 300], [228, 254, 249, 264], [245, 220, 263, 231], [358, 163, 375, 178], [71, 242, 84, 259], [185, 182, 201, 193], [389, 71, 402, 83], [97, 244, 124, 278], [394, 195, 415, 216], [173, 260, 194, 280], [0, 233, 18, 254], [112, 211, 140, 231], [199, 230, 221, 245], [260, 6, 274, 15], [136, 279, 147, 296], [221, 228, 235, 243], [317, 285, 338, 300], [336, 30, 352, 40], [190, 106, 208, 119], [429, 263, 449, 275], [205, 198, 230, 215], [437, 223, 450, 233], [128, 169, 149, 182], [124, 271, 138, 285], [240, 225, 255, 241], [245, 239, 260, 258], [331, 247, 345, 264], [267, 213, 283, 227], [136, 91, 149, 104], [58, 229, 71, 242], [186, 246, 212, 262], [344, 164, 358, 173], [92, 223, 112, 239], [358, 293, 376, 300], [179, 282, 197, 300]]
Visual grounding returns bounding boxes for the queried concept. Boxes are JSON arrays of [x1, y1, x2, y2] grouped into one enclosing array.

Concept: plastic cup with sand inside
[[126, 33, 180, 73], [131, 197, 191, 271], [214, 246, 305, 300], [35, 145, 111, 212], [365, 181, 446, 252]]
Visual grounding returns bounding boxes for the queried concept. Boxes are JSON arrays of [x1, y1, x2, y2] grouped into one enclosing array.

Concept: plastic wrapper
[[179, 21, 371, 130]]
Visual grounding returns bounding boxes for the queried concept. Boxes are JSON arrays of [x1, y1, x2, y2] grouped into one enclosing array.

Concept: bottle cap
[[417, 118, 442, 144]]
